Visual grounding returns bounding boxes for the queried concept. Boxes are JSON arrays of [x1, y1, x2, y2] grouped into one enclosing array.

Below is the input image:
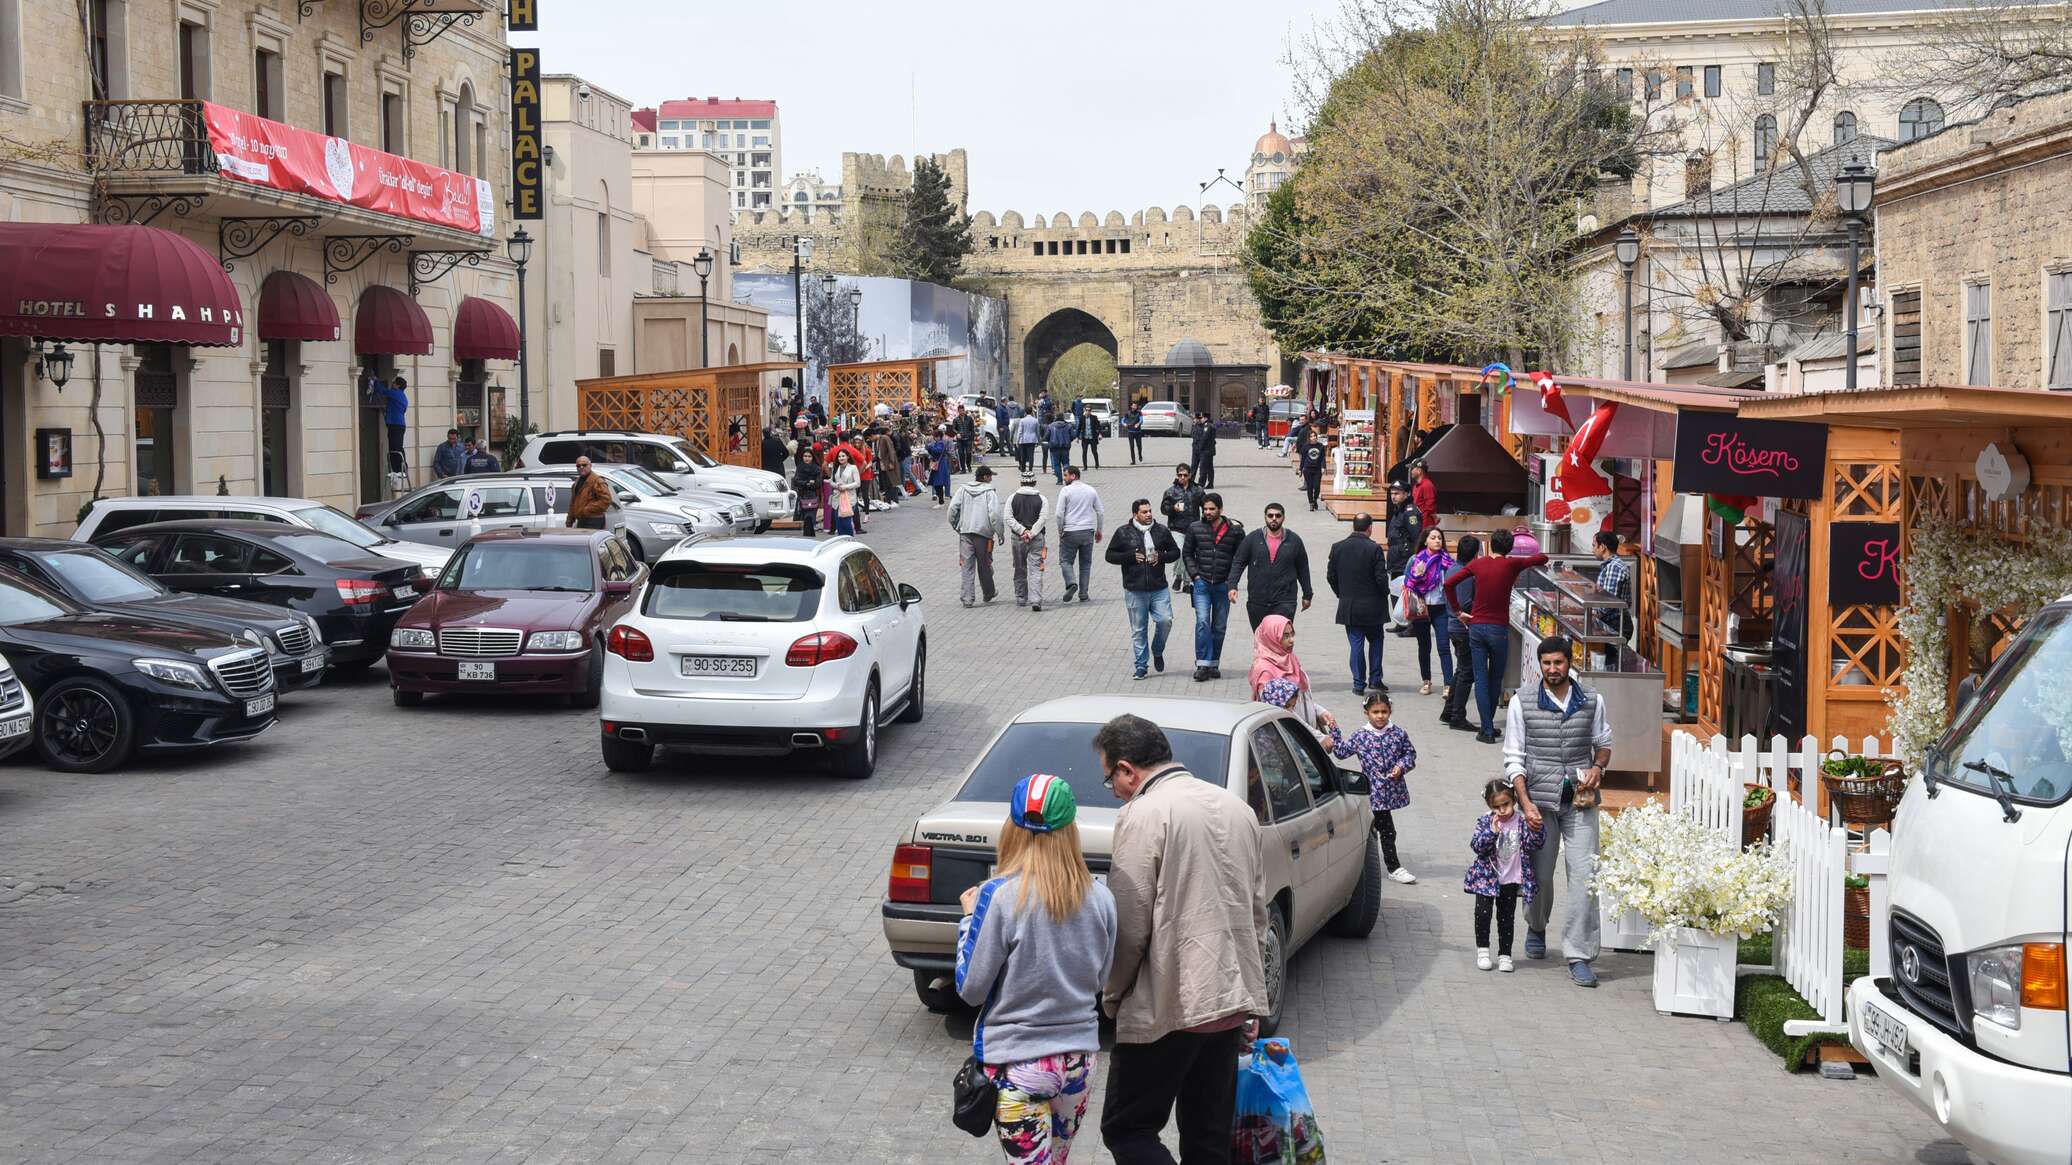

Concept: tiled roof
[[631, 109, 656, 133], [1785, 329, 1875, 362], [647, 97, 778, 120], [1651, 135, 1894, 218], [1658, 341, 1718, 370]]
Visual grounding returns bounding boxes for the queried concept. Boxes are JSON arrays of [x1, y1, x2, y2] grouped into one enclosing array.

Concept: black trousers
[[1303, 472, 1323, 509], [1102, 1025, 1242, 1165], [1245, 598, 1297, 630], [1016, 442, 1036, 472], [1442, 629, 1475, 721], [1082, 439, 1101, 467], [1128, 432, 1145, 462], [956, 437, 975, 470], [1474, 884, 1522, 955], [796, 503, 817, 538], [1192, 457, 1216, 489], [1371, 809, 1401, 871], [386, 424, 407, 470]]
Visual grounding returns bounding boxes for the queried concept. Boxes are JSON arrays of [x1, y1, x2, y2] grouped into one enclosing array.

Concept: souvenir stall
[[1298, 356, 1511, 523], [575, 361, 803, 468], [825, 355, 964, 425]]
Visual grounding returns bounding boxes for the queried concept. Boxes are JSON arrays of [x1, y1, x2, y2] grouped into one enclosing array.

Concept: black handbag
[[952, 1054, 997, 1137]]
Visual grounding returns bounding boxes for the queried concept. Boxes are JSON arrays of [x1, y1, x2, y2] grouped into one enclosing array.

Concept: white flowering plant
[[1594, 799, 1793, 948]]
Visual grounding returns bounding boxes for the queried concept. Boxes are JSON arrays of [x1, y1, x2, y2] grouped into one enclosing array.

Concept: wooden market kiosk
[[1296, 355, 1516, 519], [573, 361, 803, 469], [825, 355, 965, 422]]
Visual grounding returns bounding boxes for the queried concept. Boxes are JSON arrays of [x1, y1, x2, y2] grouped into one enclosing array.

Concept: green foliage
[[1045, 344, 1117, 402], [1735, 937, 1869, 1069], [892, 157, 973, 286]]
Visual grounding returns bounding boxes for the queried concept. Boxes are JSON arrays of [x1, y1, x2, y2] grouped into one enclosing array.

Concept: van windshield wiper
[[1962, 759, 2024, 823]]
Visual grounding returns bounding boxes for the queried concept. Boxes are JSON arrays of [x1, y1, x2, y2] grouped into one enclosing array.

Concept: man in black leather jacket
[[1181, 492, 1244, 681]]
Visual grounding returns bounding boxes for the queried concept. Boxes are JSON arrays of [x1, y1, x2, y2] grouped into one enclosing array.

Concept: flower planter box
[[1652, 927, 1738, 1019], [1601, 899, 1651, 953]]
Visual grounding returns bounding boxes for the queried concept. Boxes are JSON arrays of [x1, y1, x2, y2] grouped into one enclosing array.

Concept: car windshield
[[0, 577, 75, 624], [438, 542, 594, 592], [646, 562, 821, 622], [296, 505, 389, 549], [1928, 605, 2072, 805], [37, 549, 165, 602], [599, 468, 670, 498], [955, 723, 1232, 812], [666, 438, 721, 469], [267, 532, 374, 564]]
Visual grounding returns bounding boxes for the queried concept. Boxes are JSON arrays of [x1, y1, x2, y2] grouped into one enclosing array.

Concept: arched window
[[454, 81, 474, 175], [1833, 111, 1858, 146], [1753, 114, 1777, 169], [1899, 97, 1944, 142], [1684, 152, 1713, 197]]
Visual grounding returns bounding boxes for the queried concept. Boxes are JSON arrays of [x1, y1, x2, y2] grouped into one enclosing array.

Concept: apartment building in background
[[630, 97, 779, 211]]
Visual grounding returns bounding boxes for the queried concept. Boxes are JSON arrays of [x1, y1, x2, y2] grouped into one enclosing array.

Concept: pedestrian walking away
[[1106, 498, 1180, 679], [1247, 614, 1323, 730], [1504, 635, 1612, 986], [1326, 513, 1392, 696], [1055, 466, 1104, 604], [1382, 482, 1424, 631], [1403, 527, 1458, 696], [791, 447, 824, 538], [927, 428, 954, 505], [950, 465, 1006, 607], [761, 424, 790, 477], [1443, 529, 1548, 741], [1465, 778, 1545, 973], [1180, 493, 1243, 681], [1013, 411, 1041, 475], [1006, 472, 1051, 611], [956, 774, 1117, 1165], [431, 428, 466, 479], [1095, 714, 1269, 1165], [829, 449, 863, 537], [1295, 431, 1328, 511], [1123, 404, 1145, 464], [1326, 692, 1419, 883], [564, 455, 612, 530], [1045, 416, 1075, 485], [1188, 413, 1218, 489], [1440, 535, 1483, 731], [1226, 503, 1313, 630]]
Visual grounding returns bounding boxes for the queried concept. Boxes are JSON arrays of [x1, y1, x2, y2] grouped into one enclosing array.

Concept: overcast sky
[[528, 0, 1344, 217]]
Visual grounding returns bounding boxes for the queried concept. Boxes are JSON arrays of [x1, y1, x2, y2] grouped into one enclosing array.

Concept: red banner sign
[[202, 102, 495, 238]]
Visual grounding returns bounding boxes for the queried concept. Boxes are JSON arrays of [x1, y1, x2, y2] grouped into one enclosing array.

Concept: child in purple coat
[[1464, 778, 1545, 973], [1325, 692, 1418, 884]]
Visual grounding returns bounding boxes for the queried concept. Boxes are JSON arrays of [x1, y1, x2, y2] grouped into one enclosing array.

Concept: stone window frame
[[2043, 263, 2072, 390], [1887, 283, 1924, 387], [176, 0, 218, 102], [376, 55, 408, 155], [1962, 278, 1992, 388], [0, 0, 20, 108], [314, 33, 355, 139], [246, 9, 290, 115]]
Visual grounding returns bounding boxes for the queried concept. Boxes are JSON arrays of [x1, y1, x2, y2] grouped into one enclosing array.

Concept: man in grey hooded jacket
[[1004, 471, 1052, 611], [949, 464, 1006, 607]]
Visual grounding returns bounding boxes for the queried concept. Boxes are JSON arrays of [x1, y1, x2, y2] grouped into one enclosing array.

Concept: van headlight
[[1968, 944, 2027, 1028], [134, 658, 209, 689]]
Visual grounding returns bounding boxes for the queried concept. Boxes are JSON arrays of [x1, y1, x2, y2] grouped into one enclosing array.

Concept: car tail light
[[888, 844, 932, 903], [336, 578, 387, 605], [607, 624, 654, 662], [785, 631, 858, 667]]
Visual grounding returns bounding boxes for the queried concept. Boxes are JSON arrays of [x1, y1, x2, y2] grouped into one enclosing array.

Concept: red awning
[[354, 285, 433, 355], [453, 296, 519, 361], [0, 223, 245, 347], [257, 270, 340, 342]]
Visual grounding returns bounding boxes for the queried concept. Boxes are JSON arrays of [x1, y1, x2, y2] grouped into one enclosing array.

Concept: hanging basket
[[1820, 752, 1906, 827]]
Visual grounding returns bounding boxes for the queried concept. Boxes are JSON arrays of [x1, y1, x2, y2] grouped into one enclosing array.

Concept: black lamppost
[[693, 246, 715, 367], [790, 235, 813, 368], [1615, 228, 1640, 381], [1836, 161, 1876, 393], [507, 226, 534, 434], [846, 286, 863, 355]]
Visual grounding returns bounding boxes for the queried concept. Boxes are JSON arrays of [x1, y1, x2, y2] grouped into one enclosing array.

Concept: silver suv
[[517, 431, 793, 528]]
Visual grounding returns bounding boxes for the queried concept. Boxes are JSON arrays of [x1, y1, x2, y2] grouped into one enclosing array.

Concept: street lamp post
[[790, 235, 813, 374], [1615, 228, 1640, 382], [846, 286, 863, 357], [1835, 162, 1877, 393], [507, 226, 534, 436], [693, 247, 715, 368]]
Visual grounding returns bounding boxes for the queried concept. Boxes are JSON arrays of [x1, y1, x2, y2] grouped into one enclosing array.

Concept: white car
[[598, 535, 925, 778], [73, 494, 451, 574], [517, 431, 794, 528], [0, 652, 33, 762], [1138, 401, 1193, 436]]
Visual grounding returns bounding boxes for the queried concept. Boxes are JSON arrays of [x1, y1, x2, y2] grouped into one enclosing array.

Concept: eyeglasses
[[1101, 758, 1120, 790]]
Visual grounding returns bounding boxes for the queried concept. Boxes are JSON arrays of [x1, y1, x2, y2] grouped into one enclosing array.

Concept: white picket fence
[[1666, 732, 1885, 1032]]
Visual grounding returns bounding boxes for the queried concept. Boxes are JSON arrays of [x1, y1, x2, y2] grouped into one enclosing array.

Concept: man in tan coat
[[565, 456, 613, 530], [1096, 713, 1269, 1165]]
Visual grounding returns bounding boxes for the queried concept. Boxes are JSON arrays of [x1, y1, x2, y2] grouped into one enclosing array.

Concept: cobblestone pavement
[[0, 439, 1974, 1164]]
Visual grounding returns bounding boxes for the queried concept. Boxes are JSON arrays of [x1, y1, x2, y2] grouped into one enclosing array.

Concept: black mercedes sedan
[[0, 539, 330, 692], [94, 521, 427, 671], [0, 570, 277, 773]]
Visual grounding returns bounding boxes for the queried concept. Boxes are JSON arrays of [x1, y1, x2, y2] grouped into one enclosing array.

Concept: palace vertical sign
[[506, 0, 538, 31], [509, 48, 543, 220]]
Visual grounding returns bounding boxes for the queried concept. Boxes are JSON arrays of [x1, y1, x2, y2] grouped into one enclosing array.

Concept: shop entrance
[[358, 355, 395, 505], [261, 340, 294, 496], [135, 343, 178, 496]]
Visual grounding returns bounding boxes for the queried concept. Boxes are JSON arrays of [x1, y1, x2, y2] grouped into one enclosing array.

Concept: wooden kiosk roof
[[574, 361, 802, 470], [1738, 384, 2072, 428]]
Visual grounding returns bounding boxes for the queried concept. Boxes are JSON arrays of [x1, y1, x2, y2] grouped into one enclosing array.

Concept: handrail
[[84, 99, 219, 177]]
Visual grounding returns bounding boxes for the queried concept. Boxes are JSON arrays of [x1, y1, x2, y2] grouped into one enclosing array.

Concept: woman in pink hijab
[[1249, 614, 1328, 732]]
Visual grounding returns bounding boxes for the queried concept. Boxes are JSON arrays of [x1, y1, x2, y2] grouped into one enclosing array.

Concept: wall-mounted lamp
[[35, 341, 74, 391]]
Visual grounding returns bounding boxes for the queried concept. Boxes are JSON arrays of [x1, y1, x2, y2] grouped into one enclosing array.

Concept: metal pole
[[1621, 260, 1635, 381], [791, 239, 805, 376], [516, 257, 530, 435], [1845, 217, 1862, 393], [698, 272, 710, 367]]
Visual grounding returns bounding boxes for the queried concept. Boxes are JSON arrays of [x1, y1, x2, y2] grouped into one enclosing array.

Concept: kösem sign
[[1672, 411, 1828, 499], [1830, 521, 1903, 607]]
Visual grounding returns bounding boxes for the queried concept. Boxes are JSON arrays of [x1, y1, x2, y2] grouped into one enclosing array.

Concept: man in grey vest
[[1005, 471, 1051, 612], [1503, 635, 1612, 987]]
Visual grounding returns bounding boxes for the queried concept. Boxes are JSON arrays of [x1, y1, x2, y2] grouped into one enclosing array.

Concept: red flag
[[1529, 370, 1573, 430]]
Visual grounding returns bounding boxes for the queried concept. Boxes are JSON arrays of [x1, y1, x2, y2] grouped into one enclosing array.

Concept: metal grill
[[209, 650, 275, 697], [439, 627, 523, 657], [0, 669, 23, 714], [274, 625, 314, 656], [1890, 910, 1966, 1042]]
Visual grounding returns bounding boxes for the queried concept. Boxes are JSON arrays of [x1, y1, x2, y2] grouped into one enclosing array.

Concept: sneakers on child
[[1475, 948, 1493, 971], [1387, 868, 1417, 885], [1497, 955, 1515, 973]]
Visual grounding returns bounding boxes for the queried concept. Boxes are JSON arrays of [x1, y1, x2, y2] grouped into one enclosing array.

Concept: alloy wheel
[[44, 688, 121, 766]]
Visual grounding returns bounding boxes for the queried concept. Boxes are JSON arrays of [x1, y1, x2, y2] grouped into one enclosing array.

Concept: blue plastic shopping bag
[[1231, 1037, 1326, 1164]]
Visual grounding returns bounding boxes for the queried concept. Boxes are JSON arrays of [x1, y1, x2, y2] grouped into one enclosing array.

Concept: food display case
[[1508, 561, 1665, 775]]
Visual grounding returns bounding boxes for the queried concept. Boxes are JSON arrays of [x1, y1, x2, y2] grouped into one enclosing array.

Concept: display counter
[[1508, 561, 1665, 775]]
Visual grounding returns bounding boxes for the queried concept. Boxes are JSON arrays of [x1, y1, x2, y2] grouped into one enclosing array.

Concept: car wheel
[[392, 687, 425, 708], [601, 732, 653, 773], [831, 682, 878, 780], [1260, 901, 1289, 1037], [34, 676, 137, 774], [754, 520, 773, 534], [568, 641, 604, 710], [1327, 832, 1383, 939], [896, 642, 925, 723], [913, 967, 964, 1014], [983, 433, 1000, 454]]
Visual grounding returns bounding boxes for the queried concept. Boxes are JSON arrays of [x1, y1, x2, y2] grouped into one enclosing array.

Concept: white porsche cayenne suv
[[597, 536, 925, 777]]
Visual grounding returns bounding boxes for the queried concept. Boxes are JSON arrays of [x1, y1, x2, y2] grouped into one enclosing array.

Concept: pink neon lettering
[[1701, 432, 1799, 478]]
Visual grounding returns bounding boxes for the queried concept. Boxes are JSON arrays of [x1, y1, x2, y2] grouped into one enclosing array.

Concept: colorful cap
[[1010, 773, 1077, 833], [1259, 677, 1302, 709]]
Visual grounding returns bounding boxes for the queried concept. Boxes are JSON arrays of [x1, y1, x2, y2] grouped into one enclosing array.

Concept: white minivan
[[1849, 594, 2072, 1165]]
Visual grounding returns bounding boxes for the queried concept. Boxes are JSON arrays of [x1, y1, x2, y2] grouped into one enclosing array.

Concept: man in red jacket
[[1409, 459, 1438, 527], [1443, 528, 1548, 743]]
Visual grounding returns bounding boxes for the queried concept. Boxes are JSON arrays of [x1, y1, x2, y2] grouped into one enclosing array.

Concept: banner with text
[[1671, 409, 1828, 499], [507, 0, 538, 30], [509, 49, 543, 220], [202, 102, 495, 237], [1829, 521, 1903, 607]]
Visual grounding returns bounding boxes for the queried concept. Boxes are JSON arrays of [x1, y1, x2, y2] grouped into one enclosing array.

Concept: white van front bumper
[[1850, 977, 2072, 1165]]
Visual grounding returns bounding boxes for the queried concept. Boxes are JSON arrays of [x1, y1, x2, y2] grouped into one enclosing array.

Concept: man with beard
[[1181, 492, 1244, 681], [1226, 503, 1313, 630]]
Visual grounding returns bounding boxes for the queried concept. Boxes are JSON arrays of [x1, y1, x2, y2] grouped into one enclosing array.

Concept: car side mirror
[[898, 582, 922, 609], [616, 491, 639, 504], [1340, 764, 1369, 796], [603, 578, 635, 596]]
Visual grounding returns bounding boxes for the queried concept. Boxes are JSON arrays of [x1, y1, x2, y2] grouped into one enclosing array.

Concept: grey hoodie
[[956, 872, 1117, 1065], [949, 480, 1005, 540]]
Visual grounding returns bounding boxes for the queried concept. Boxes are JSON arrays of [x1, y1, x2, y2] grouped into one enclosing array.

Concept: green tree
[[892, 157, 974, 286], [1044, 343, 1118, 401]]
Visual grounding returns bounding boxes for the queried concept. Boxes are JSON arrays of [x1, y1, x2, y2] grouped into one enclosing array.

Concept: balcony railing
[[85, 100, 218, 177]]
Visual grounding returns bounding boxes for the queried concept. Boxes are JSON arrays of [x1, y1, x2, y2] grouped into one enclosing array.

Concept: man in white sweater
[[1055, 467, 1105, 604]]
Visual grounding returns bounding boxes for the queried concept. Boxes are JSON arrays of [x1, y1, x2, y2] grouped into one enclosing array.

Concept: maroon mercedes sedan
[[385, 528, 642, 708]]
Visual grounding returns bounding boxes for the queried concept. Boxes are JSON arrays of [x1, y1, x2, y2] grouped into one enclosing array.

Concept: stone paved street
[[0, 440, 1975, 1164]]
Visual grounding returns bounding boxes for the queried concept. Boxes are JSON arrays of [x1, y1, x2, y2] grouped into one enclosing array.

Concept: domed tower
[[1246, 121, 1299, 213]]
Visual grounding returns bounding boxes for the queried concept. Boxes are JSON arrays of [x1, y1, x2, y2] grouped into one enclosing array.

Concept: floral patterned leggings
[[983, 1051, 1095, 1164]]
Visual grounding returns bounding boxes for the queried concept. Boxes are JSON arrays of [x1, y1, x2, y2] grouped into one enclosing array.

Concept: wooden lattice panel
[[579, 387, 645, 432], [1833, 462, 1902, 519], [1697, 541, 1728, 737], [1830, 603, 1903, 688], [1730, 521, 1775, 617], [829, 370, 870, 421]]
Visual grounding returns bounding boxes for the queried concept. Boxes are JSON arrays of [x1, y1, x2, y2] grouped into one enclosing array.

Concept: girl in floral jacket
[[1464, 778, 1545, 973], [1325, 692, 1418, 884]]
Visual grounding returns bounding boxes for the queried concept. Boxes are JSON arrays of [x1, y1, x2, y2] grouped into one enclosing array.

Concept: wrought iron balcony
[[84, 100, 219, 177]]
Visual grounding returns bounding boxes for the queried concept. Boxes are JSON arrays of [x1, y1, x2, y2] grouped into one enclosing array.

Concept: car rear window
[[646, 562, 822, 622], [954, 723, 1231, 812], [265, 532, 370, 563]]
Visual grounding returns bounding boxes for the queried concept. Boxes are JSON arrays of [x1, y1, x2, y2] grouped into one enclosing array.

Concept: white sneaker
[[1388, 868, 1418, 885], [1497, 955, 1515, 973], [1475, 949, 1493, 971]]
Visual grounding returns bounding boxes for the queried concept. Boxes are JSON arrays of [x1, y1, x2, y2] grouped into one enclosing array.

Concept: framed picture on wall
[[488, 388, 508, 443], [36, 428, 72, 479]]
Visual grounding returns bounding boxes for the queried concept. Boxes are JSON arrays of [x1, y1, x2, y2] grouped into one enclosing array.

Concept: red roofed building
[[631, 97, 780, 212]]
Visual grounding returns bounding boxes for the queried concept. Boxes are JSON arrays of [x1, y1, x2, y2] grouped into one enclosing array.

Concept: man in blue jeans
[[1106, 498, 1181, 679], [1443, 528, 1547, 743], [1180, 492, 1244, 682]]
